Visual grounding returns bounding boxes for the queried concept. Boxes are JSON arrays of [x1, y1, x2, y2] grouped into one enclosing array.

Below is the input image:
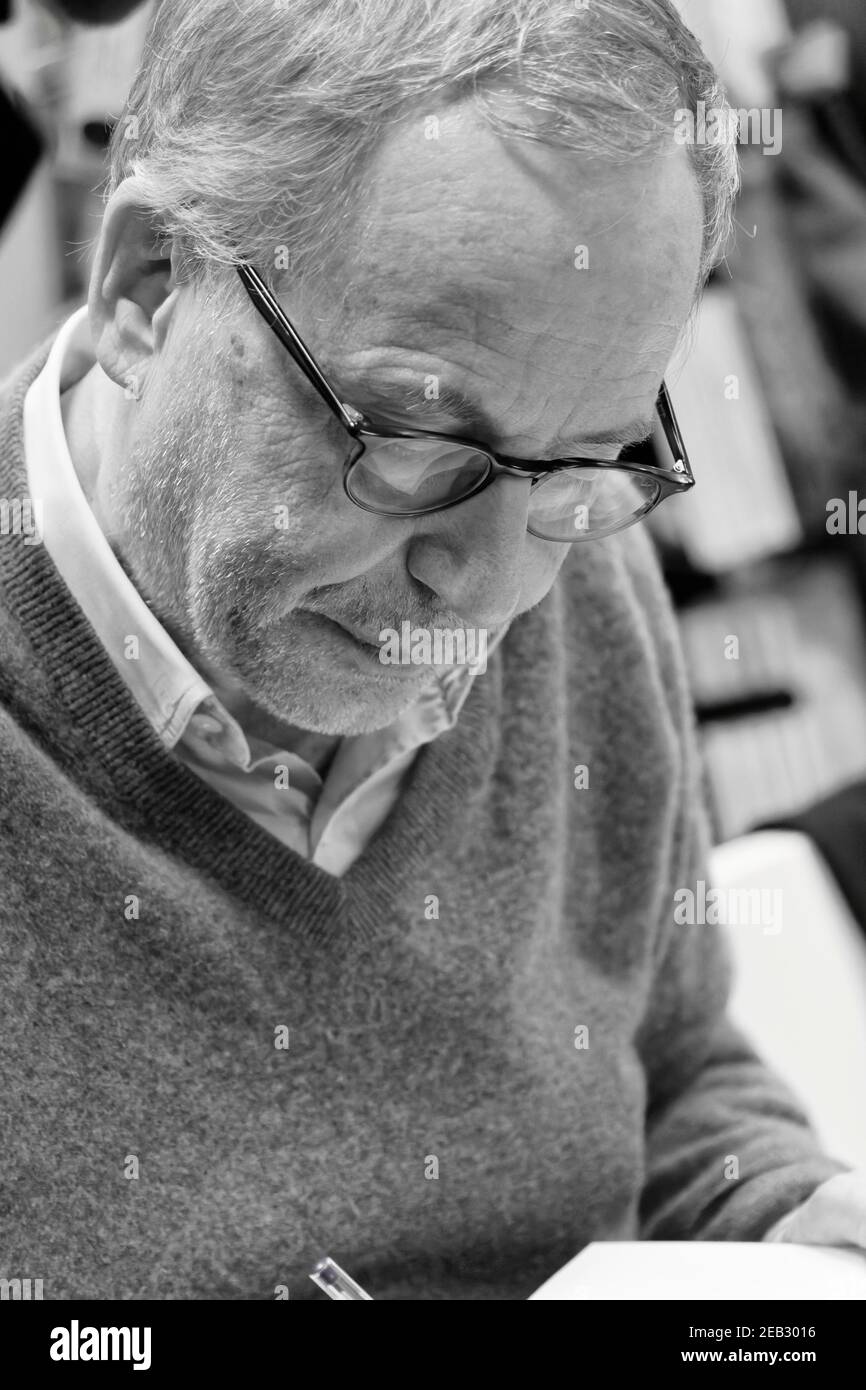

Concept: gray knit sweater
[[0, 338, 844, 1300]]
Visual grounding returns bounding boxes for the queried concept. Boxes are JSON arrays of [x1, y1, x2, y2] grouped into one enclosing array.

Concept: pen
[[309, 1256, 374, 1301]]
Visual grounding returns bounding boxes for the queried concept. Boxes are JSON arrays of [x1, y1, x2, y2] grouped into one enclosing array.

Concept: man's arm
[[636, 887, 847, 1240], [619, 529, 848, 1240]]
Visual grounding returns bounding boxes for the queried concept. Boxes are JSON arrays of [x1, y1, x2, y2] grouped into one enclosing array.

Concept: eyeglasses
[[236, 263, 695, 543]]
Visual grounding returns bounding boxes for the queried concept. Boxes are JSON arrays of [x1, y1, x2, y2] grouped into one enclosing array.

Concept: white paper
[[529, 1242, 866, 1300]]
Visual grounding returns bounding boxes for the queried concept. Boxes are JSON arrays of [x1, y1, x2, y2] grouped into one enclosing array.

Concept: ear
[[88, 175, 181, 395]]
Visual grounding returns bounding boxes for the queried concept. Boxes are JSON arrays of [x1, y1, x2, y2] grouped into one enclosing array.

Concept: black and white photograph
[[2, 0, 866, 1358]]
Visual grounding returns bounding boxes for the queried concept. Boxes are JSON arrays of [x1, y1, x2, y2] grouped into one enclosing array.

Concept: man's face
[[102, 104, 703, 735]]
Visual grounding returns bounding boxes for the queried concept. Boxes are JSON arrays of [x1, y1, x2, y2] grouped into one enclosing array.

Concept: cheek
[[191, 329, 394, 575], [186, 419, 388, 610], [250, 431, 380, 576]]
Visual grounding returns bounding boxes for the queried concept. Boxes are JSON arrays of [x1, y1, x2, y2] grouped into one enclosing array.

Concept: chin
[[198, 594, 435, 735], [238, 642, 433, 736], [265, 675, 427, 736]]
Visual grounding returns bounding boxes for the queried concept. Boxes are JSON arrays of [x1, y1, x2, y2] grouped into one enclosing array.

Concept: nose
[[406, 472, 532, 625]]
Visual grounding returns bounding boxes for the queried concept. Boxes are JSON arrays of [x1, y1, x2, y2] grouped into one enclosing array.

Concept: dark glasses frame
[[236, 262, 695, 538]]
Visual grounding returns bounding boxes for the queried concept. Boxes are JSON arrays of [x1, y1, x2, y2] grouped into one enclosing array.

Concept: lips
[[335, 621, 382, 649], [306, 611, 427, 680], [302, 609, 383, 652], [328, 618, 383, 651], [299, 608, 362, 636]]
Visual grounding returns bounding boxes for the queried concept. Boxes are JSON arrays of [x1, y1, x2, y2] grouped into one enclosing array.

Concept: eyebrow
[[360, 377, 655, 455]]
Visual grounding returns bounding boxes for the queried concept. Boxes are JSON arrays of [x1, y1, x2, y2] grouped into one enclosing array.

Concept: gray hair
[[107, 0, 739, 293]]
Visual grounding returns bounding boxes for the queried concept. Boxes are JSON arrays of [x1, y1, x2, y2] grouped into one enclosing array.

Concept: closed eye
[[356, 378, 655, 463]]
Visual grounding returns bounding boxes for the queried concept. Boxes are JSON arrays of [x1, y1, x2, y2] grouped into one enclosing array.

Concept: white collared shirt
[[23, 308, 502, 876]]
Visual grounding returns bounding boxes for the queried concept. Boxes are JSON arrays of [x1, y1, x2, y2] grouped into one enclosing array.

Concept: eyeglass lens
[[347, 435, 661, 539], [346, 436, 491, 511]]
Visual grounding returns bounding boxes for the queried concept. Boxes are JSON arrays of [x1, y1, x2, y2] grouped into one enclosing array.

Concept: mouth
[[300, 610, 425, 679], [332, 620, 383, 652]]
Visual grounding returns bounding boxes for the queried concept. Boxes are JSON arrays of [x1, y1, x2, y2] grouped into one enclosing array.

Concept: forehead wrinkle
[[369, 299, 681, 375], [325, 238, 690, 373], [335, 283, 487, 345]]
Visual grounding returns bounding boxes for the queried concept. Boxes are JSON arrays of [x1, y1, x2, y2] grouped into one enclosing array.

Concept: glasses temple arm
[[236, 264, 361, 434], [656, 381, 689, 471]]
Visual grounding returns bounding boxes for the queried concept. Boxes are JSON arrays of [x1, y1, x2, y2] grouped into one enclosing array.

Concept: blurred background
[[2, 0, 866, 1163]]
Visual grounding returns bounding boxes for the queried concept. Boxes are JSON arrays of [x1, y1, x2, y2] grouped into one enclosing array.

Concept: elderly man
[[0, 0, 862, 1301]]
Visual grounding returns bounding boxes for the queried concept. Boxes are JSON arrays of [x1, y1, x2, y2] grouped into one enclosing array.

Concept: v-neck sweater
[[0, 338, 843, 1299]]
